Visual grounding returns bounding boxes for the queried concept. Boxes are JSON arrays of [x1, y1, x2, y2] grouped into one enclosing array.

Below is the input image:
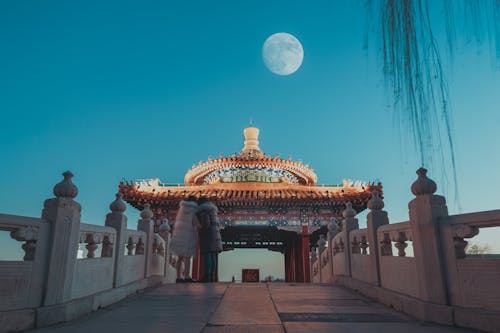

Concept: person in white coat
[[169, 196, 199, 282]]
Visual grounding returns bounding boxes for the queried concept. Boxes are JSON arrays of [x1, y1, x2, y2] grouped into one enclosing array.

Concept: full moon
[[262, 32, 304, 76]]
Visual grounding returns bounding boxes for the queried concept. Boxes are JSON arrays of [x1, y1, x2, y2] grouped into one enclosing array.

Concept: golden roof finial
[[243, 125, 260, 152]]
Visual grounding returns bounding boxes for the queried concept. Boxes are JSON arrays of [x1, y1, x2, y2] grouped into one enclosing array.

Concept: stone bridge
[[1, 169, 499, 333]]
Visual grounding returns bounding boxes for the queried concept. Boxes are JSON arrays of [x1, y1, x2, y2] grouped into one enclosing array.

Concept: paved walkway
[[30, 283, 479, 333]]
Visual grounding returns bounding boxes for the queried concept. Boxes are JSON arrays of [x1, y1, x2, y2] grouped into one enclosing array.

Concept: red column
[[290, 240, 297, 282], [301, 225, 311, 283], [284, 249, 290, 282], [295, 236, 304, 282]]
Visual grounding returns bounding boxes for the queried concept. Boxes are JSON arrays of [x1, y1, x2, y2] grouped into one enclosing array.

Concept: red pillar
[[290, 239, 297, 282], [301, 225, 311, 283], [284, 249, 290, 282], [295, 237, 304, 282]]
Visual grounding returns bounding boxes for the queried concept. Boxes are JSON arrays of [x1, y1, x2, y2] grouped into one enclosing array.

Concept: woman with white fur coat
[[169, 196, 199, 282]]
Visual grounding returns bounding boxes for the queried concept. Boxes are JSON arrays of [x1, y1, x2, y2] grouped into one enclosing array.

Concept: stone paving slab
[[28, 283, 482, 333], [29, 283, 229, 333], [208, 284, 281, 326], [202, 325, 284, 333], [284, 322, 480, 333]]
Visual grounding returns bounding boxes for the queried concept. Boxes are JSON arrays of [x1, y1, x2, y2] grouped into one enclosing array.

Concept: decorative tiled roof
[[119, 126, 381, 212], [119, 180, 381, 208], [183, 126, 318, 186]]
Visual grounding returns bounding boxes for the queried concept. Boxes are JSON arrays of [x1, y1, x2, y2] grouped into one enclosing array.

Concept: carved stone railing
[[72, 224, 117, 299], [149, 234, 167, 277], [348, 228, 373, 284], [78, 223, 116, 259], [125, 230, 147, 256], [0, 172, 178, 333], [319, 245, 332, 283], [377, 222, 413, 257], [440, 210, 500, 259], [350, 229, 369, 255], [152, 234, 166, 257], [331, 231, 349, 277], [311, 258, 320, 283], [311, 169, 500, 333], [0, 214, 50, 311], [331, 233, 345, 256], [439, 209, 500, 312], [376, 221, 418, 298], [0, 214, 46, 261]]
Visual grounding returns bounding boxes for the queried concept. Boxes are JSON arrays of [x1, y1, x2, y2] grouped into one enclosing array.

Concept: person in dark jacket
[[196, 197, 223, 282]]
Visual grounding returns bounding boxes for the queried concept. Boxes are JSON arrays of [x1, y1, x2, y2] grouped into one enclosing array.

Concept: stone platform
[[28, 283, 479, 333]]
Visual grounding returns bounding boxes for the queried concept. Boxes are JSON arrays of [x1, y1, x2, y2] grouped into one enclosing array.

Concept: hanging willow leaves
[[366, 0, 499, 201]]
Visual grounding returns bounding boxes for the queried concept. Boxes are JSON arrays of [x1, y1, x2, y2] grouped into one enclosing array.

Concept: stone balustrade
[[0, 214, 50, 313], [439, 209, 500, 326], [376, 222, 419, 297], [0, 172, 176, 333], [78, 223, 116, 259], [348, 228, 371, 283], [311, 168, 500, 333], [350, 229, 369, 255], [125, 230, 147, 256]]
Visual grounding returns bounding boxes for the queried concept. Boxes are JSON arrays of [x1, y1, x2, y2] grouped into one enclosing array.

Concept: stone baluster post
[[137, 204, 155, 278], [408, 168, 448, 304], [42, 171, 81, 305], [105, 193, 127, 287], [327, 218, 338, 245], [366, 190, 389, 286], [317, 234, 327, 282], [157, 219, 171, 277], [342, 202, 359, 277], [326, 218, 338, 281]]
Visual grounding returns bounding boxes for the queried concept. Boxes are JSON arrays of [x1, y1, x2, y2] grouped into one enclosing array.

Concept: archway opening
[[218, 248, 285, 282]]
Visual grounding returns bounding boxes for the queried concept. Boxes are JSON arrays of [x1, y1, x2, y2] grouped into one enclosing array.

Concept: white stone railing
[[377, 222, 413, 257], [78, 223, 116, 259], [0, 214, 50, 312], [149, 234, 167, 276], [0, 172, 176, 332], [121, 230, 147, 285], [125, 230, 147, 256], [439, 209, 500, 312], [350, 229, 369, 255], [331, 232, 349, 276], [319, 245, 332, 283], [376, 221, 418, 297], [311, 256, 320, 283], [349, 228, 372, 283], [72, 224, 117, 299], [309, 170, 500, 333], [331, 232, 345, 257]]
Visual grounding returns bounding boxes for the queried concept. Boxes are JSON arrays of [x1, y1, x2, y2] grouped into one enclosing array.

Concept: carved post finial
[[367, 190, 384, 211], [342, 202, 357, 219], [53, 171, 78, 199], [140, 203, 154, 220], [411, 167, 437, 196], [109, 193, 126, 213], [327, 217, 338, 240]]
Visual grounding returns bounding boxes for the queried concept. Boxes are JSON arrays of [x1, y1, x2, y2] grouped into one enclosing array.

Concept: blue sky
[[1, 1, 499, 279]]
